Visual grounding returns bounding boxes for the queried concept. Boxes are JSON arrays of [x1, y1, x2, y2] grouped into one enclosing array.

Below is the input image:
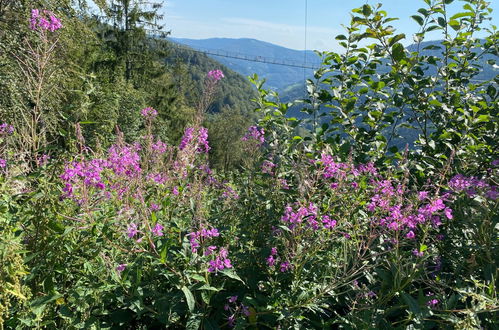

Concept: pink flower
[[127, 223, 138, 238], [322, 215, 337, 229], [151, 223, 164, 236], [266, 255, 276, 267], [207, 69, 224, 81], [406, 231, 415, 239], [116, 264, 127, 272], [140, 107, 158, 119], [30, 9, 62, 32], [280, 262, 291, 272]]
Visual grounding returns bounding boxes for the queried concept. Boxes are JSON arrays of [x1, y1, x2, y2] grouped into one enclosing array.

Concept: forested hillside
[[0, 1, 257, 169]]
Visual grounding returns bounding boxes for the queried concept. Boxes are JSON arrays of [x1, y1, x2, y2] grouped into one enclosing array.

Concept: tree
[[94, 0, 167, 84]]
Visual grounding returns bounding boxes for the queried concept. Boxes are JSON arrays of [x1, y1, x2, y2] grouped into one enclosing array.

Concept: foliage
[[0, 0, 498, 329]]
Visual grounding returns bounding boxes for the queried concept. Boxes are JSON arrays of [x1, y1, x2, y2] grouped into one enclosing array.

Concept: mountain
[[159, 38, 258, 115], [169, 37, 322, 90]]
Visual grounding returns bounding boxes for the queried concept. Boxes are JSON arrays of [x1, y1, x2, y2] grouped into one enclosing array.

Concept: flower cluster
[[60, 144, 141, 200], [241, 126, 265, 146], [207, 69, 224, 81], [448, 174, 497, 200], [187, 227, 233, 273], [266, 247, 293, 273], [30, 9, 62, 32], [261, 160, 276, 175], [187, 227, 220, 253], [281, 202, 324, 231], [0, 123, 14, 136], [207, 247, 232, 273], [140, 107, 158, 120], [179, 127, 210, 153], [224, 296, 250, 327]]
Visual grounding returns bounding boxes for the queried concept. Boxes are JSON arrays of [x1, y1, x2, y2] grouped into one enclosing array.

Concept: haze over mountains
[[170, 37, 498, 97], [170, 37, 322, 91]]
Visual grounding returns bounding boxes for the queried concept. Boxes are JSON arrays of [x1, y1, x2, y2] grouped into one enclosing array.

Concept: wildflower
[[427, 299, 439, 307], [444, 207, 453, 219], [204, 245, 217, 256], [197, 127, 210, 153], [152, 140, 167, 154], [406, 231, 415, 239], [172, 186, 179, 195], [140, 107, 158, 119], [418, 191, 429, 200], [227, 314, 236, 327], [179, 127, 194, 150], [412, 249, 424, 257], [30, 9, 62, 32], [116, 264, 127, 272], [127, 223, 138, 238], [207, 69, 224, 81], [322, 215, 337, 229], [0, 123, 14, 136], [279, 178, 289, 190], [228, 296, 238, 303], [241, 304, 250, 316], [242, 126, 265, 146], [266, 255, 276, 267], [271, 247, 277, 255], [261, 160, 276, 175], [0, 158, 6, 168], [280, 262, 291, 272], [150, 203, 160, 211], [151, 223, 164, 237]]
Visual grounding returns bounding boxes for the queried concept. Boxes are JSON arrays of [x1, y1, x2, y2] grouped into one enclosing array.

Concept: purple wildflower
[[140, 107, 158, 119], [116, 264, 127, 272], [322, 215, 337, 229], [280, 262, 291, 272], [151, 223, 164, 236], [261, 160, 276, 175], [127, 223, 138, 238], [207, 69, 224, 81], [406, 231, 415, 239], [242, 126, 265, 146], [30, 9, 62, 32]]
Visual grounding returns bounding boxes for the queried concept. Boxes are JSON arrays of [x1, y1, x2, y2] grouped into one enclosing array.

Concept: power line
[[166, 41, 321, 70], [164, 41, 493, 82]]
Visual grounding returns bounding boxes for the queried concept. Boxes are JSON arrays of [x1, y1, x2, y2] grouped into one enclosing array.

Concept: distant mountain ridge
[[170, 37, 322, 90]]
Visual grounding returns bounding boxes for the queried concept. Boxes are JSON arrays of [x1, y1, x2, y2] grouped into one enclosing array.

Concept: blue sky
[[162, 0, 498, 51]]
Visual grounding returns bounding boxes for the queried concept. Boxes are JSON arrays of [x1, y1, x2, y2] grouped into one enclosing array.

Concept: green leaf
[[220, 268, 245, 284], [392, 43, 406, 62], [450, 12, 474, 20], [402, 293, 421, 314], [362, 4, 372, 16], [182, 286, 195, 312], [389, 34, 406, 47], [411, 15, 424, 26]]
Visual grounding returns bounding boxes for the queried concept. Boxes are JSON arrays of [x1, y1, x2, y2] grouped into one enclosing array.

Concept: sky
[[161, 0, 498, 51]]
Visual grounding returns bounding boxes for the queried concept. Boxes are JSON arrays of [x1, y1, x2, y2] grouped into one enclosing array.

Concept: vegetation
[[0, 0, 497, 329]]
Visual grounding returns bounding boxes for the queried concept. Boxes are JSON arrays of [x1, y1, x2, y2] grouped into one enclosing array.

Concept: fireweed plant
[[1, 1, 498, 329]]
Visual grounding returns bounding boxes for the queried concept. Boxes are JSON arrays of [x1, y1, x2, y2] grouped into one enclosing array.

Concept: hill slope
[[170, 37, 322, 90]]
